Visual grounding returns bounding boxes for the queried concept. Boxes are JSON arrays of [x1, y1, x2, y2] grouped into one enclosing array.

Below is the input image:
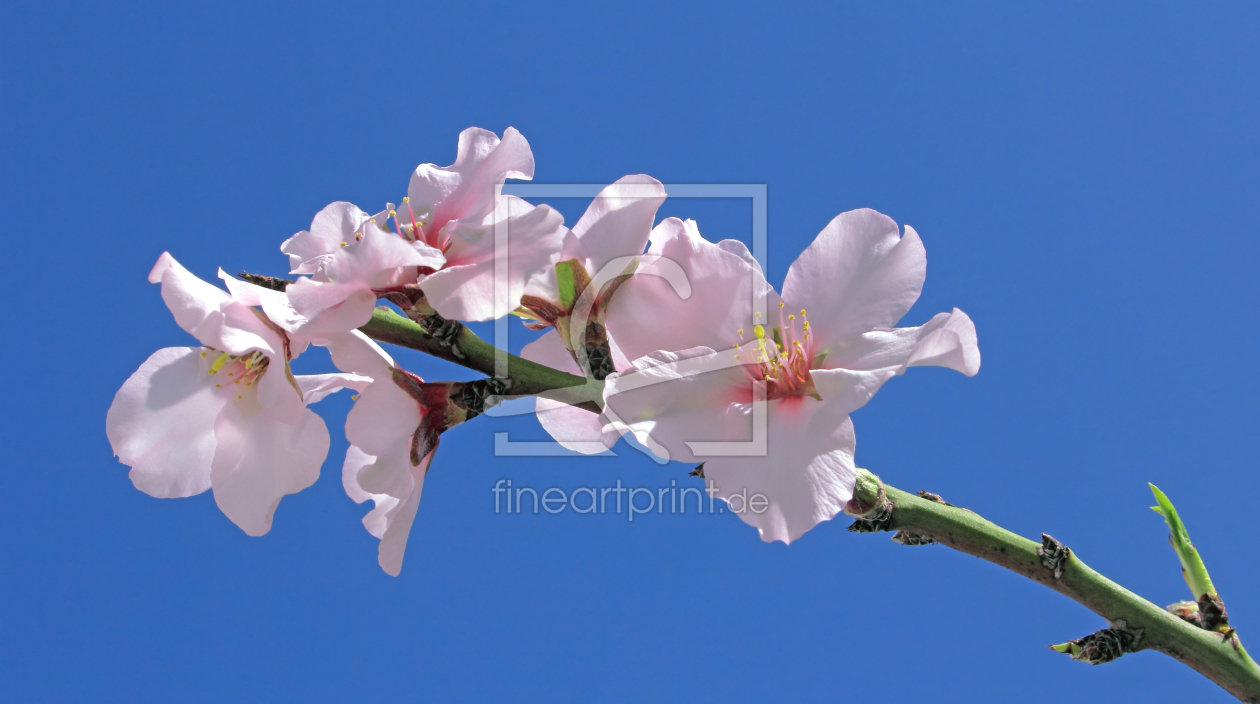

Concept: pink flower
[[601, 209, 980, 543], [284, 127, 565, 330], [106, 253, 371, 536], [331, 333, 490, 576], [518, 175, 667, 455]]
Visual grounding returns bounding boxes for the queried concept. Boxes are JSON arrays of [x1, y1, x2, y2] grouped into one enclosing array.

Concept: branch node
[[847, 494, 895, 533], [1037, 533, 1071, 580], [1051, 619, 1145, 665], [891, 531, 935, 546]]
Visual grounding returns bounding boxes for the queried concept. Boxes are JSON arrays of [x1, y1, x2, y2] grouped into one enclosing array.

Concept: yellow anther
[[200, 351, 207, 358], [755, 312, 762, 318], [234, 379, 240, 385], [389, 210, 397, 216], [778, 302, 785, 308], [800, 309, 807, 317], [214, 384, 221, 388], [237, 394, 243, 400], [351, 394, 360, 401], [733, 344, 739, 349], [738, 329, 744, 336], [208, 352, 230, 375], [402, 197, 409, 203], [340, 242, 348, 247], [788, 314, 795, 321]]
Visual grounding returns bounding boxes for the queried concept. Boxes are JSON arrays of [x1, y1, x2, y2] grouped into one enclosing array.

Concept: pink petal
[[408, 126, 535, 233], [149, 252, 231, 343], [342, 439, 432, 577], [106, 347, 221, 499], [421, 198, 565, 322], [810, 308, 981, 415], [344, 379, 420, 498], [781, 209, 926, 348], [282, 202, 373, 274], [601, 347, 751, 461], [296, 372, 372, 404], [321, 330, 395, 379], [606, 218, 778, 363], [521, 330, 618, 454], [569, 175, 666, 277], [209, 396, 330, 536], [702, 398, 857, 544]]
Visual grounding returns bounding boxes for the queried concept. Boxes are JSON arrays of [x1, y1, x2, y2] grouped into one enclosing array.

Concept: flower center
[[201, 348, 269, 399], [732, 303, 816, 400], [392, 197, 452, 253]]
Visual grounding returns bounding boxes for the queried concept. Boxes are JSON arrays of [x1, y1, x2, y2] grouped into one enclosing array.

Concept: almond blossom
[[284, 127, 565, 330], [600, 209, 980, 544], [517, 175, 667, 454], [330, 331, 500, 575], [106, 253, 370, 536]]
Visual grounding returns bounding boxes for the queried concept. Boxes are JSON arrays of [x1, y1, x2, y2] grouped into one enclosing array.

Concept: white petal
[[810, 308, 981, 415], [781, 209, 927, 347], [321, 330, 395, 379], [408, 126, 535, 232], [601, 347, 749, 462], [703, 398, 857, 544], [106, 347, 221, 498], [521, 330, 618, 454], [297, 373, 373, 404], [282, 202, 373, 274], [209, 396, 330, 536], [606, 218, 778, 363], [570, 175, 665, 277], [421, 199, 566, 322], [149, 252, 231, 344], [375, 452, 430, 576]]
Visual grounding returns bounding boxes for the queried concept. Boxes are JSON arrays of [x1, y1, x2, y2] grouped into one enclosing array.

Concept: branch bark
[[849, 475, 1260, 702]]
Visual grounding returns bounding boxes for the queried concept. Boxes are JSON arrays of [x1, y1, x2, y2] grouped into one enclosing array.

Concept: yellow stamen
[[208, 352, 230, 375], [340, 242, 348, 247]]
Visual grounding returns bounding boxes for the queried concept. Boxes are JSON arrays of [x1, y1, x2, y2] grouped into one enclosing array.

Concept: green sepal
[[555, 259, 590, 312]]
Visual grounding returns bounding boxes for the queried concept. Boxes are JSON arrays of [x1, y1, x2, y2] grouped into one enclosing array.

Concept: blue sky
[[3, 1, 1259, 701]]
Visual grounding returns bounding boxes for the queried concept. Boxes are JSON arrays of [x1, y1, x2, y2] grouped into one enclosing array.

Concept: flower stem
[[849, 472, 1260, 702], [358, 307, 603, 411]]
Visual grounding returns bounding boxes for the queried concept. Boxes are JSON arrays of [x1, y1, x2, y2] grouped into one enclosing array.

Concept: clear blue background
[[3, 2, 1258, 702]]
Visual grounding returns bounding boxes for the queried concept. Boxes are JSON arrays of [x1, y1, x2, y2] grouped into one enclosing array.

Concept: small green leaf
[[1150, 483, 1216, 600], [555, 259, 586, 311]]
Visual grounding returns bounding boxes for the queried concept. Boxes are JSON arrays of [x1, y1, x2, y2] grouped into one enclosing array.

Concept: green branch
[[848, 471, 1260, 702], [358, 307, 602, 412]]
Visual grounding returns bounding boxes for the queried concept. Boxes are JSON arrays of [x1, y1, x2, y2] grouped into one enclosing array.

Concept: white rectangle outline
[[489, 183, 768, 458]]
